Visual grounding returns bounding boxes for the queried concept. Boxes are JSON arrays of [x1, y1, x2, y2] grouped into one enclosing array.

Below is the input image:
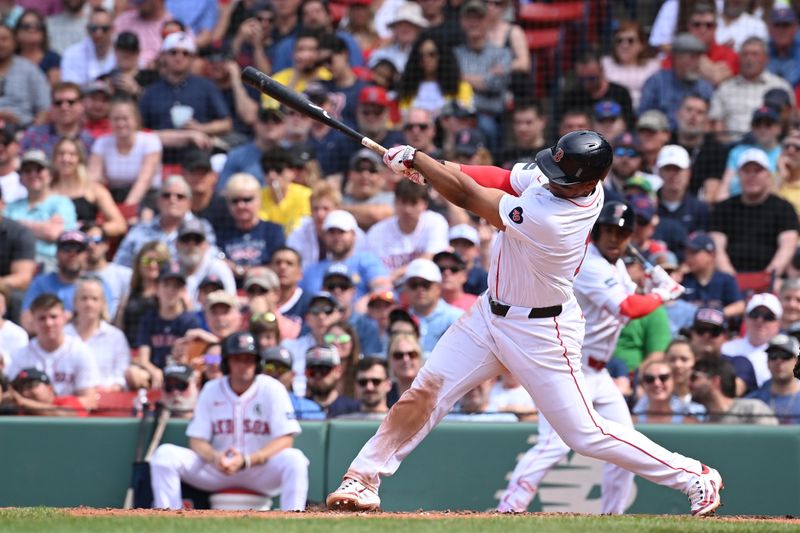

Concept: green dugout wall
[[1, 418, 798, 515]]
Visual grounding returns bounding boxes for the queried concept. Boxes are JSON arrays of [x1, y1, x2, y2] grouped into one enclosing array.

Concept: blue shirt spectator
[[411, 299, 463, 355], [681, 271, 743, 311], [4, 194, 77, 269], [747, 379, 800, 425], [302, 252, 388, 301], [349, 312, 383, 355], [639, 71, 714, 130], [23, 271, 112, 313], [166, 0, 218, 39], [768, 7, 800, 86], [217, 219, 286, 268], [134, 311, 200, 369]]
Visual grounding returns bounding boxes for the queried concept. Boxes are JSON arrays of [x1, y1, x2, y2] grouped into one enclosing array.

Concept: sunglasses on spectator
[[689, 21, 715, 29], [20, 165, 44, 174], [250, 311, 277, 323], [407, 279, 432, 291], [247, 286, 271, 296], [88, 24, 112, 33], [324, 281, 353, 292], [753, 120, 777, 129], [353, 164, 377, 173], [437, 264, 463, 274], [263, 165, 287, 174], [164, 381, 189, 393], [54, 97, 80, 107], [392, 350, 420, 360], [747, 309, 777, 321], [614, 147, 639, 158], [264, 362, 291, 375], [783, 142, 800, 152], [309, 305, 336, 316], [87, 235, 104, 245], [404, 123, 431, 132], [693, 325, 724, 337], [204, 354, 222, 365], [305, 365, 334, 378], [160, 191, 188, 200], [615, 36, 636, 45], [324, 333, 352, 344], [179, 234, 204, 245], [58, 243, 86, 254], [360, 106, 385, 116], [642, 373, 671, 385], [140, 256, 165, 267], [19, 23, 43, 31], [229, 196, 255, 205], [167, 49, 192, 57], [357, 377, 384, 387]]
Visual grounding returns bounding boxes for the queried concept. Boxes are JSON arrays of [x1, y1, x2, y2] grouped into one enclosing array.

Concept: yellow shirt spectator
[[260, 182, 312, 235]]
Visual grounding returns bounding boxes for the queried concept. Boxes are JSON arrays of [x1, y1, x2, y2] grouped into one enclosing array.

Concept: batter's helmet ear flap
[[592, 200, 635, 241]]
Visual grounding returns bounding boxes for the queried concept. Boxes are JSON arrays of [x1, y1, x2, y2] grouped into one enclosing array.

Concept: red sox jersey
[[7, 336, 99, 396], [187, 374, 301, 455], [490, 162, 604, 308], [574, 243, 638, 363]]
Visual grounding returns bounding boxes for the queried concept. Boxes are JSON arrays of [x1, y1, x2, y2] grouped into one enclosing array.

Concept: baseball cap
[[244, 268, 280, 291], [288, 143, 315, 168], [628, 194, 655, 223], [389, 307, 420, 335], [114, 31, 140, 52], [461, 0, 487, 17], [262, 346, 293, 367], [359, 86, 390, 107], [441, 100, 476, 119], [309, 291, 340, 309], [20, 149, 50, 169], [636, 110, 670, 132], [349, 148, 382, 170], [322, 210, 358, 232], [305, 344, 341, 367], [613, 131, 641, 152], [303, 82, 329, 105], [164, 364, 193, 383], [593, 100, 622, 120], [651, 250, 679, 271], [685, 231, 715, 252], [162, 31, 196, 54], [404, 258, 443, 284], [159, 263, 187, 284], [83, 80, 111, 96], [449, 224, 480, 246], [737, 148, 771, 171], [752, 105, 779, 123], [178, 218, 207, 240], [205, 290, 239, 311], [368, 289, 397, 307], [183, 150, 213, 171], [771, 6, 798, 24], [693, 307, 727, 330], [199, 275, 224, 291], [766, 333, 799, 359], [323, 263, 356, 285], [257, 107, 285, 123], [656, 145, 691, 170], [433, 250, 466, 268], [389, 1, 430, 27], [746, 293, 783, 319], [57, 230, 88, 249], [671, 33, 707, 54], [12, 368, 51, 387], [454, 128, 486, 157], [764, 87, 792, 110], [623, 174, 653, 194]]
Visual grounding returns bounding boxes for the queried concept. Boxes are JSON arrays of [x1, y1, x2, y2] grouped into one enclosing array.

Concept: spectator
[[433, 250, 476, 311], [448, 223, 488, 296], [636, 111, 673, 174], [385, 332, 421, 407], [709, 148, 799, 276], [0, 124, 24, 204], [139, 32, 232, 165], [366, 289, 397, 353], [722, 292, 784, 392], [175, 218, 236, 310], [453, 0, 510, 154], [324, 320, 362, 398], [448, 378, 518, 421], [438, 100, 478, 158], [320, 264, 383, 354], [601, 21, 661, 109], [451, 127, 491, 166], [715, 0, 769, 52], [81, 222, 131, 321], [304, 344, 361, 418], [64, 276, 129, 392], [257, 146, 311, 236], [7, 293, 98, 409], [487, 372, 537, 422], [591, 101, 627, 145], [340, 0, 381, 58], [653, 251, 697, 336], [387, 307, 420, 338], [768, 5, 800, 86], [269, 247, 312, 323], [261, 345, 325, 421], [60, 7, 115, 85], [397, 36, 473, 116], [349, 357, 391, 418], [112, 0, 172, 69], [88, 96, 163, 209], [165, 0, 217, 49], [688, 307, 731, 362], [639, 33, 714, 130], [780, 278, 800, 331], [171, 290, 245, 368], [627, 195, 674, 258], [558, 108, 592, 137], [45, 0, 89, 55], [341, 150, 394, 230], [746, 333, 800, 425], [182, 149, 228, 230], [655, 144, 710, 235], [0, 25, 49, 128], [665, 336, 708, 414], [604, 133, 655, 202], [115, 241, 168, 344], [562, 49, 634, 129], [126, 263, 199, 390], [777, 129, 800, 215], [50, 137, 126, 237], [243, 267, 300, 342], [20, 81, 92, 156], [681, 232, 745, 318], [159, 363, 198, 419], [633, 359, 701, 424], [690, 358, 778, 424], [14, 9, 61, 86], [149, 331, 308, 511], [201, 46, 260, 142], [113, 175, 216, 268], [484, 0, 530, 102], [710, 37, 793, 144], [228, 2, 277, 75], [498, 102, 547, 170], [218, 108, 287, 190], [670, 94, 729, 199], [0, 286, 28, 374], [370, 1, 428, 72], [283, 291, 343, 396], [401, 108, 441, 162], [0, 187, 36, 318], [263, 29, 330, 110], [404, 258, 462, 355], [81, 80, 112, 139], [9, 367, 87, 416], [367, 180, 449, 281]]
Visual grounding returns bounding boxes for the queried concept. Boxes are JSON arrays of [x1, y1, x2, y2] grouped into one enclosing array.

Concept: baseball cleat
[[326, 477, 381, 511], [496, 481, 536, 513], [688, 464, 723, 516]]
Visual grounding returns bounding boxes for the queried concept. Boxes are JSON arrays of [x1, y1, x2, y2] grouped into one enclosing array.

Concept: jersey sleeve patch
[[604, 278, 618, 287], [508, 206, 524, 224]]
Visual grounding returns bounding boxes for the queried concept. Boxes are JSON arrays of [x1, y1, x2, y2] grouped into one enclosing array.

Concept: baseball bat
[[123, 397, 151, 509], [240, 66, 387, 156], [144, 403, 171, 461], [626, 243, 655, 273]]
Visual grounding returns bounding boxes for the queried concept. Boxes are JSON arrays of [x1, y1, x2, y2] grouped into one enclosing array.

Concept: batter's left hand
[[383, 145, 425, 185]]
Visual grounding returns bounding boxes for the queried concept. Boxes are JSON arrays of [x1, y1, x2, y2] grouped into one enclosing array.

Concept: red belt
[[587, 357, 607, 371]]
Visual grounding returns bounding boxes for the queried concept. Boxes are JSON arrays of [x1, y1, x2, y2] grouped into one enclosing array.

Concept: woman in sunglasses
[[324, 321, 362, 398], [13, 9, 60, 86], [601, 21, 660, 110], [633, 358, 700, 424], [385, 332, 422, 408], [115, 240, 170, 344]]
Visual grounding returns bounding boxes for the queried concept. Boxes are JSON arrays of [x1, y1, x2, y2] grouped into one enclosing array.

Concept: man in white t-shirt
[[366, 179, 449, 282], [6, 293, 98, 409], [0, 286, 27, 374]]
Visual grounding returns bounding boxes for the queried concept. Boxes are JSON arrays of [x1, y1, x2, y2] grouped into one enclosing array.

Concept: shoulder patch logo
[[604, 278, 618, 287], [553, 147, 564, 162], [509, 206, 524, 224]]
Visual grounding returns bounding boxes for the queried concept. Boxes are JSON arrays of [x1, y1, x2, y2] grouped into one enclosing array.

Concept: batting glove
[[648, 265, 674, 288], [383, 145, 425, 185], [651, 281, 686, 303]]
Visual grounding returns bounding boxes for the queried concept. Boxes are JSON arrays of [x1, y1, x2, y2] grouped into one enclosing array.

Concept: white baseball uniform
[[498, 242, 639, 514], [341, 163, 706, 502], [150, 374, 309, 511], [7, 336, 99, 395]]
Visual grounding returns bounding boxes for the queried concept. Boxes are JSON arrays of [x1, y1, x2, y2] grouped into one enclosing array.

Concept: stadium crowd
[[0, 0, 799, 437]]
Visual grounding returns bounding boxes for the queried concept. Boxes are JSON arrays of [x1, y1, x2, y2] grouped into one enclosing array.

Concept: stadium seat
[[518, 1, 586, 26], [736, 271, 775, 296]]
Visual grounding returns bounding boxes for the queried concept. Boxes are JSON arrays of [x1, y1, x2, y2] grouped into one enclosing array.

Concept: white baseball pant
[[346, 294, 704, 496], [150, 444, 309, 511], [498, 367, 634, 514]]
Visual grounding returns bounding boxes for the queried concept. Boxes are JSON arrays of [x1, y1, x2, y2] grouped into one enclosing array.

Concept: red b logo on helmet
[[553, 147, 564, 162]]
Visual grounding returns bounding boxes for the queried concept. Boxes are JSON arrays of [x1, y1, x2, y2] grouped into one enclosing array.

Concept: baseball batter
[[150, 332, 309, 511], [497, 200, 683, 514], [326, 131, 723, 516]]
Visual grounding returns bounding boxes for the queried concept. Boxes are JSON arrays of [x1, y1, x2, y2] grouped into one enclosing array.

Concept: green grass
[[0, 508, 796, 533]]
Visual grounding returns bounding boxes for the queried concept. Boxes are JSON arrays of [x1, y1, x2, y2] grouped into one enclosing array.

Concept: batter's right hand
[[648, 265, 673, 287], [383, 145, 426, 185]]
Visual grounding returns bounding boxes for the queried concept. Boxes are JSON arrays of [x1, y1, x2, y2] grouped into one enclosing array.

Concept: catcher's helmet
[[221, 332, 260, 374], [535, 130, 613, 186], [591, 200, 635, 241]]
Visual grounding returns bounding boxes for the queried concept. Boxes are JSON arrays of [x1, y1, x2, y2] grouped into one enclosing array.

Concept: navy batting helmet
[[591, 200, 635, 241], [535, 130, 613, 186], [220, 332, 260, 374]]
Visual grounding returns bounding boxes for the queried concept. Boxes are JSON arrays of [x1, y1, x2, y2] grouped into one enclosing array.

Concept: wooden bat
[[144, 403, 171, 461], [626, 243, 655, 273], [240, 66, 387, 156], [123, 396, 150, 509]]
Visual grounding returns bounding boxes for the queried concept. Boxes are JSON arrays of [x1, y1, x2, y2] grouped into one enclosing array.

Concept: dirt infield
[[62, 507, 800, 524]]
